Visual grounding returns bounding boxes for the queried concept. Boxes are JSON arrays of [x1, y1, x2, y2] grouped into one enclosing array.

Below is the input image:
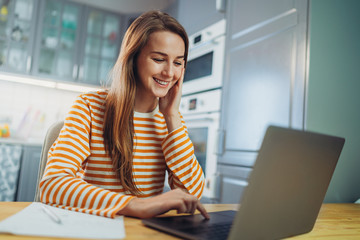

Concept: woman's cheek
[[174, 68, 182, 80]]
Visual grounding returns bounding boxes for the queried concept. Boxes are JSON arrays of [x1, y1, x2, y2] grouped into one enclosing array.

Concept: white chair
[[34, 121, 64, 202]]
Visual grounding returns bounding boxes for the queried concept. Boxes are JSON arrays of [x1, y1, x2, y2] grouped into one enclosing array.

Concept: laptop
[[142, 126, 345, 240]]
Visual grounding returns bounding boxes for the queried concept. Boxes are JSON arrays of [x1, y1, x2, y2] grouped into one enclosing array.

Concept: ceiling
[[71, 0, 175, 14]]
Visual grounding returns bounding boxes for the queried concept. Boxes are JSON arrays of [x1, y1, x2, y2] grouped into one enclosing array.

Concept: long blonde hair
[[103, 11, 189, 195]]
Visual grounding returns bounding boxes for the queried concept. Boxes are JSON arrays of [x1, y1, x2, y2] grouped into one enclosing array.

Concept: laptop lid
[[142, 126, 345, 240], [228, 126, 345, 239]]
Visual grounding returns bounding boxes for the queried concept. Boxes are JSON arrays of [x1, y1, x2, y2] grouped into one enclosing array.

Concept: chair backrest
[[34, 121, 64, 202]]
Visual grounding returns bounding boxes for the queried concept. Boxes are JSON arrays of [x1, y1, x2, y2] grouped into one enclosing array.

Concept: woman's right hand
[[118, 189, 210, 219]]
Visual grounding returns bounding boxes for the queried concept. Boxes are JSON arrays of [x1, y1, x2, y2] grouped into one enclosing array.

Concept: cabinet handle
[[26, 56, 32, 73], [73, 65, 78, 79], [78, 65, 84, 80], [215, 129, 225, 155], [216, 0, 226, 13]]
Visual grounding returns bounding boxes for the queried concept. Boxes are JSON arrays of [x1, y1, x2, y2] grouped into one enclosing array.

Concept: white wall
[[0, 80, 80, 143]]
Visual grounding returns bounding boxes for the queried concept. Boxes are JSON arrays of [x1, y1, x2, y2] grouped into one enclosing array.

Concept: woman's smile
[[154, 77, 171, 87]]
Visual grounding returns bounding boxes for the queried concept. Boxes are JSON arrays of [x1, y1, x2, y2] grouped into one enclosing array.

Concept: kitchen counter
[[0, 138, 43, 147]]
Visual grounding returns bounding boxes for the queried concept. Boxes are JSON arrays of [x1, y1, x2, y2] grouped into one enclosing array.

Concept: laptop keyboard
[[185, 222, 232, 240]]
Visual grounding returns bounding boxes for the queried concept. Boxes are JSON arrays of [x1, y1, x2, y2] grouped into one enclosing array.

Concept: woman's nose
[[161, 64, 174, 78]]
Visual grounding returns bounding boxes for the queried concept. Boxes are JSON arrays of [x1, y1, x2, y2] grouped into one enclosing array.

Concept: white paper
[[0, 202, 125, 239]]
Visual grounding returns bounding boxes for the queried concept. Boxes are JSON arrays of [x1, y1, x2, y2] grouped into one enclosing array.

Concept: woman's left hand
[[159, 67, 184, 116], [159, 68, 184, 132]]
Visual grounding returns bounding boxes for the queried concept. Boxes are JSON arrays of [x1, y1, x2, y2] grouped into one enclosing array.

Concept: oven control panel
[[180, 89, 222, 114], [188, 19, 226, 49]]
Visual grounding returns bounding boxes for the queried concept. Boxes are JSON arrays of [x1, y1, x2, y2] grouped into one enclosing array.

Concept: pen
[[41, 205, 62, 224]]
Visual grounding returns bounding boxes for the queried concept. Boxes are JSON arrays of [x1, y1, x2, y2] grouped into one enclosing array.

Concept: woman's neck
[[134, 92, 158, 113]]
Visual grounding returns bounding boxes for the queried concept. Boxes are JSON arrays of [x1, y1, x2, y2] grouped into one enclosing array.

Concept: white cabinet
[[218, 0, 309, 203], [222, 0, 308, 153], [0, 0, 38, 74], [218, 165, 252, 204], [0, 0, 123, 86], [33, 0, 122, 85], [176, 0, 225, 36]]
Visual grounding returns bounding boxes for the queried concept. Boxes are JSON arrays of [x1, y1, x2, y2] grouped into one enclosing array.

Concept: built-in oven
[[183, 19, 226, 95], [180, 89, 222, 202]]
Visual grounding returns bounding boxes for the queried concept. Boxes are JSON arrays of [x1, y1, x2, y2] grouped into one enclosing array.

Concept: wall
[[306, 0, 360, 202], [0, 80, 80, 143]]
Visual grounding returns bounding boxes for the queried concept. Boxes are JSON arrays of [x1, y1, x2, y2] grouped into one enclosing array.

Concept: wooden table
[[0, 202, 359, 239]]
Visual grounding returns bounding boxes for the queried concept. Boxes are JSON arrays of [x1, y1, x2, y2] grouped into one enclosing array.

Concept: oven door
[[183, 112, 220, 200], [182, 35, 225, 95]]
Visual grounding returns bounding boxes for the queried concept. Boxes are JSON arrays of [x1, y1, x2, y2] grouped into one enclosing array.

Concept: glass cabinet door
[[0, 0, 36, 73], [80, 9, 120, 85], [36, 0, 80, 80]]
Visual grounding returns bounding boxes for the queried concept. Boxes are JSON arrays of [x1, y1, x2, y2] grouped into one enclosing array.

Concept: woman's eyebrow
[[151, 51, 184, 59]]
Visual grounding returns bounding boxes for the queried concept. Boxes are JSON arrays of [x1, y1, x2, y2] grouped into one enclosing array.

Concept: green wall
[[306, 0, 360, 202]]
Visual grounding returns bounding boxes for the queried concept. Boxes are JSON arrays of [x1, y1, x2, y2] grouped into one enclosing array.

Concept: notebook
[[142, 126, 345, 240]]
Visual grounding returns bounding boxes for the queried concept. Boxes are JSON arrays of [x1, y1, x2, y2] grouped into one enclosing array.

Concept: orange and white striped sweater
[[39, 90, 205, 218]]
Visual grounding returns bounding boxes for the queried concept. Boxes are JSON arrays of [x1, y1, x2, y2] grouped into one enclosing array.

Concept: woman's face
[[136, 31, 185, 99]]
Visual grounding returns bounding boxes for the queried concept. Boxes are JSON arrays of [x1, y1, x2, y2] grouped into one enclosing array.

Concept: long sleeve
[[39, 90, 205, 218], [39, 93, 134, 218], [162, 124, 205, 199]]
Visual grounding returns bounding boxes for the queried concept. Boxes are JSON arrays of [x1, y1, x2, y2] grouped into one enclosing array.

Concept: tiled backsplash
[[0, 80, 87, 143]]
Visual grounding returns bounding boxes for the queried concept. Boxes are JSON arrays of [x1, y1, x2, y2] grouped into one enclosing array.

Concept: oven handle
[[183, 116, 215, 122]]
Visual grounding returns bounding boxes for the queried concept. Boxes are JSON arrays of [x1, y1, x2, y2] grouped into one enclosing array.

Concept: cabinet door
[[0, 0, 37, 73], [79, 8, 121, 85], [33, 0, 82, 81], [0, 144, 22, 201], [221, 0, 308, 154], [16, 145, 41, 202], [218, 165, 252, 204], [176, 0, 225, 36]]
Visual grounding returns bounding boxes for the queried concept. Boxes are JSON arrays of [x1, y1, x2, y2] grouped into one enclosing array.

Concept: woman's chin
[[153, 90, 170, 98]]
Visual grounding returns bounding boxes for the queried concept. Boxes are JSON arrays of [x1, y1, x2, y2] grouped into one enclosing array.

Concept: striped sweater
[[39, 90, 205, 218]]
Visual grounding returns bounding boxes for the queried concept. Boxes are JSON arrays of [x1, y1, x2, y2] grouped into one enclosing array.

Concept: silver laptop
[[142, 126, 345, 240]]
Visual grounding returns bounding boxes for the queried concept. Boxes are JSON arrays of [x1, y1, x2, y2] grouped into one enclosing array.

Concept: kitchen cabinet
[[0, 0, 122, 86], [218, 0, 308, 202], [16, 145, 41, 201], [0, 143, 22, 201], [221, 0, 308, 153], [33, 0, 82, 81], [0, 0, 38, 74], [176, 0, 225, 36], [0, 141, 42, 202], [33, 0, 122, 85], [79, 8, 121, 85], [218, 165, 252, 204]]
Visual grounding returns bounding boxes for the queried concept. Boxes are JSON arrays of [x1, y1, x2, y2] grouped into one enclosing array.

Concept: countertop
[[0, 137, 43, 147]]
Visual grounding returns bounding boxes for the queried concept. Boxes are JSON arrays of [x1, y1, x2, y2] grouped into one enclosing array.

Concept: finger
[[184, 197, 197, 215], [196, 202, 210, 219], [178, 68, 184, 88], [190, 201, 197, 215], [176, 201, 187, 214]]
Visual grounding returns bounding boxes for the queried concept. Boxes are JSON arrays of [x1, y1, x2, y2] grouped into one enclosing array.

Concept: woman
[[39, 10, 209, 219]]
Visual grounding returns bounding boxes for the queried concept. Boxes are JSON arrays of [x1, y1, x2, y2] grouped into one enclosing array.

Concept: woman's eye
[[153, 58, 164, 62], [174, 61, 183, 66]]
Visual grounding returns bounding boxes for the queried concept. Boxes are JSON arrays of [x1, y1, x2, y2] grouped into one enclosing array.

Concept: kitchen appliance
[[183, 19, 226, 95], [180, 89, 222, 201]]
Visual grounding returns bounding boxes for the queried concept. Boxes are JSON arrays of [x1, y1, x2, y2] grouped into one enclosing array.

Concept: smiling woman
[[135, 31, 185, 113], [38, 10, 209, 220]]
